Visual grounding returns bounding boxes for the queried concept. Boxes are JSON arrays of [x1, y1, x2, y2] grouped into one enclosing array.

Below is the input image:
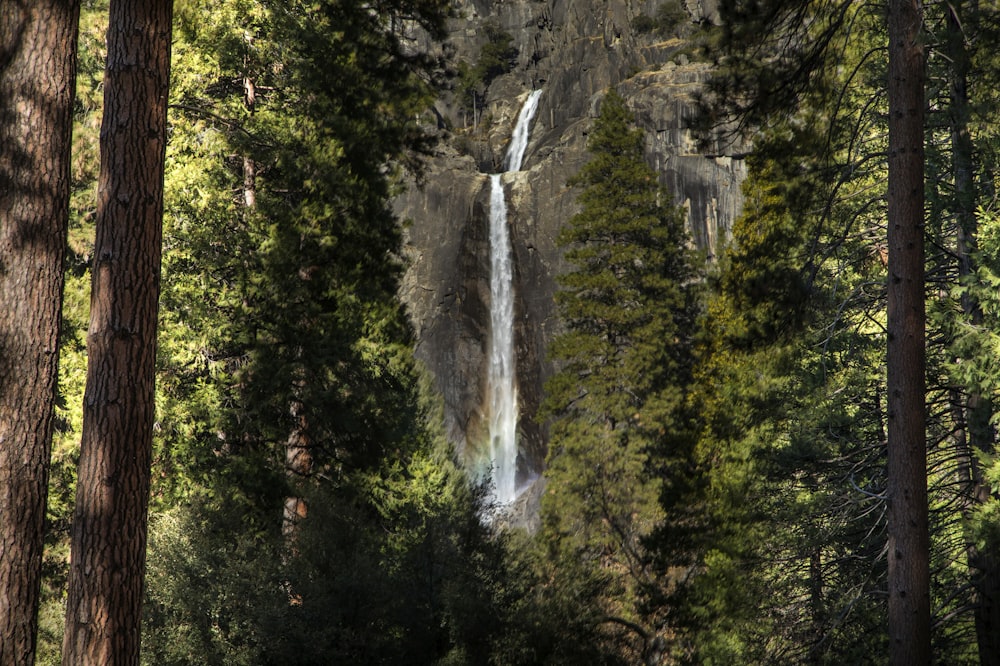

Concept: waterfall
[[487, 90, 542, 507], [504, 89, 542, 172], [487, 174, 518, 506]]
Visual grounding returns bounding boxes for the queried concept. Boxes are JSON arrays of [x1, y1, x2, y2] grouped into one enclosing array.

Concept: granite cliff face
[[395, 0, 746, 510]]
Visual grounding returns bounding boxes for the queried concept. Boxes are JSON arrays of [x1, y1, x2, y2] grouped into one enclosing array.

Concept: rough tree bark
[[61, 1, 173, 664], [0, 2, 80, 664], [886, 0, 930, 663]]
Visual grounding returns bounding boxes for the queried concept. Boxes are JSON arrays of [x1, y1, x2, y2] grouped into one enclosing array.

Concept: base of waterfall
[[485, 474, 544, 533]]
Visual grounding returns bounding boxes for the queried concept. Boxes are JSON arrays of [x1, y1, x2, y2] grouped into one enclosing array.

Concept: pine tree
[[0, 2, 79, 663], [140, 1, 517, 662], [885, 1, 930, 662], [671, 114, 892, 662], [670, 6, 902, 660], [540, 87, 698, 659], [923, 2, 1000, 658], [61, 1, 173, 663]]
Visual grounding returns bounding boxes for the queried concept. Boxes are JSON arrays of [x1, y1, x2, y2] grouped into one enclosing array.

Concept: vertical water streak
[[487, 90, 542, 507], [505, 90, 543, 172], [488, 174, 518, 505]]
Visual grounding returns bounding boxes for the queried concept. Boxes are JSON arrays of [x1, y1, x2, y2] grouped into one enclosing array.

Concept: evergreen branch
[[598, 615, 650, 641], [168, 103, 276, 148], [848, 473, 885, 500]]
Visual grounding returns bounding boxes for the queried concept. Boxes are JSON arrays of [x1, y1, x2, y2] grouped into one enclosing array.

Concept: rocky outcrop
[[395, 0, 746, 506]]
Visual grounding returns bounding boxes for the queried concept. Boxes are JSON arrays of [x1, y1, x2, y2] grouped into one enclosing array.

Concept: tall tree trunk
[[61, 1, 172, 663], [0, 3, 79, 664], [886, 0, 929, 663], [242, 44, 257, 209]]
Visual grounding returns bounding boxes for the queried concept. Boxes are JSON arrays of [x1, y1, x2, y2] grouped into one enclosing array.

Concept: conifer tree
[[541, 87, 698, 659], [677, 4, 903, 661], [692, 0, 990, 658], [140, 2, 517, 662], [671, 108, 892, 661], [62, 1, 172, 663], [885, 1, 929, 661], [0, 2, 79, 663], [924, 2, 1000, 658]]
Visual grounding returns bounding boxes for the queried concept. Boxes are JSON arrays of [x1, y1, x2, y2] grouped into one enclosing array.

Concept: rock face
[[395, 0, 746, 508]]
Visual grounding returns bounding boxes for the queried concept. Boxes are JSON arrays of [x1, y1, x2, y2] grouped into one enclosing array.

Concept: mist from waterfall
[[486, 89, 542, 508]]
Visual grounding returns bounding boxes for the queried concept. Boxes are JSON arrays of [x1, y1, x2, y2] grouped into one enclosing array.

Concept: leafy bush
[[633, 0, 689, 37], [456, 20, 518, 113], [632, 14, 656, 34]]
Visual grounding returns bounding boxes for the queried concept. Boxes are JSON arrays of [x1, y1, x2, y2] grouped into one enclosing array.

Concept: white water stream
[[487, 89, 542, 507]]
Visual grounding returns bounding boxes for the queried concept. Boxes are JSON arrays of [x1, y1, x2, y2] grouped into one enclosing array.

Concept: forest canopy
[[1, 0, 1000, 664]]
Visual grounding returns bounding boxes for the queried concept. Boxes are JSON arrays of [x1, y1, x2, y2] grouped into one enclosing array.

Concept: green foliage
[[546, 89, 697, 428], [661, 5, 901, 659], [455, 20, 518, 113], [477, 22, 518, 83], [143, 509, 284, 665], [540, 88, 699, 657], [932, 203, 1000, 649], [667, 82, 895, 659], [143, 443, 512, 665], [632, 14, 656, 34], [34, 0, 1000, 663], [155, 0, 450, 496], [143, 0, 520, 663], [493, 533, 634, 665], [694, 0, 857, 137], [672, 2, 1000, 660], [632, 1, 689, 38]]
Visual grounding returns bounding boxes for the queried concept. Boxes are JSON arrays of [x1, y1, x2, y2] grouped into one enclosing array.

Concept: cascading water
[[503, 89, 542, 173], [487, 175, 518, 506], [486, 89, 542, 508]]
